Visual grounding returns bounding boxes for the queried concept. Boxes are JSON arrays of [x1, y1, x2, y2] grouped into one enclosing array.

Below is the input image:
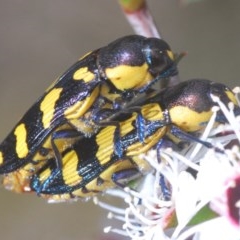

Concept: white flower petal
[[175, 171, 198, 224]]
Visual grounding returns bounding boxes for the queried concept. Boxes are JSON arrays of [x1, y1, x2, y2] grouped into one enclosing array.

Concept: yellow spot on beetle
[[169, 106, 213, 132], [62, 150, 82, 187], [40, 88, 63, 129], [39, 168, 52, 184], [64, 86, 100, 120], [167, 50, 175, 61], [73, 67, 95, 83], [141, 103, 163, 121], [225, 90, 238, 105], [98, 159, 135, 189], [96, 126, 115, 165], [119, 115, 135, 137], [14, 123, 29, 159], [0, 151, 3, 165], [105, 63, 153, 91]]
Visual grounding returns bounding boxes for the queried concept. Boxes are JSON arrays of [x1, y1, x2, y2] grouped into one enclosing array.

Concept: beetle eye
[[143, 48, 173, 76]]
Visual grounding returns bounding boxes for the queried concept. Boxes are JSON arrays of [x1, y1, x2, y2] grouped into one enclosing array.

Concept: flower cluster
[[95, 87, 240, 240]]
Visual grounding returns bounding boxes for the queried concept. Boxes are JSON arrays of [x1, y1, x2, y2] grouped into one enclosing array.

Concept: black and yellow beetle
[[0, 35, 178, 174], [25, 79, 239, 200]]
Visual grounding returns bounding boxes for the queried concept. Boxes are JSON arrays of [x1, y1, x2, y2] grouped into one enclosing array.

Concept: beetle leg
[[159, 174, 171, 200], [170, 125, 214, 149], [112, 167, 141, 188], [51, 128, 82, 169], [153, 139, 171, 200]]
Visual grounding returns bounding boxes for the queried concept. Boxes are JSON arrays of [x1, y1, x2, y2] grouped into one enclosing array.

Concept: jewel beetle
[[0, 35, 178, 174]]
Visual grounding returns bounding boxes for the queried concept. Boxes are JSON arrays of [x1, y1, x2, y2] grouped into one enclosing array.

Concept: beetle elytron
[[0, 35, 178, 174], [8, 79, 237, 201]]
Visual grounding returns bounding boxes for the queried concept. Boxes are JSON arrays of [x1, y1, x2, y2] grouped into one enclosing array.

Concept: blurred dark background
[[0, 0, 239, 239]]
